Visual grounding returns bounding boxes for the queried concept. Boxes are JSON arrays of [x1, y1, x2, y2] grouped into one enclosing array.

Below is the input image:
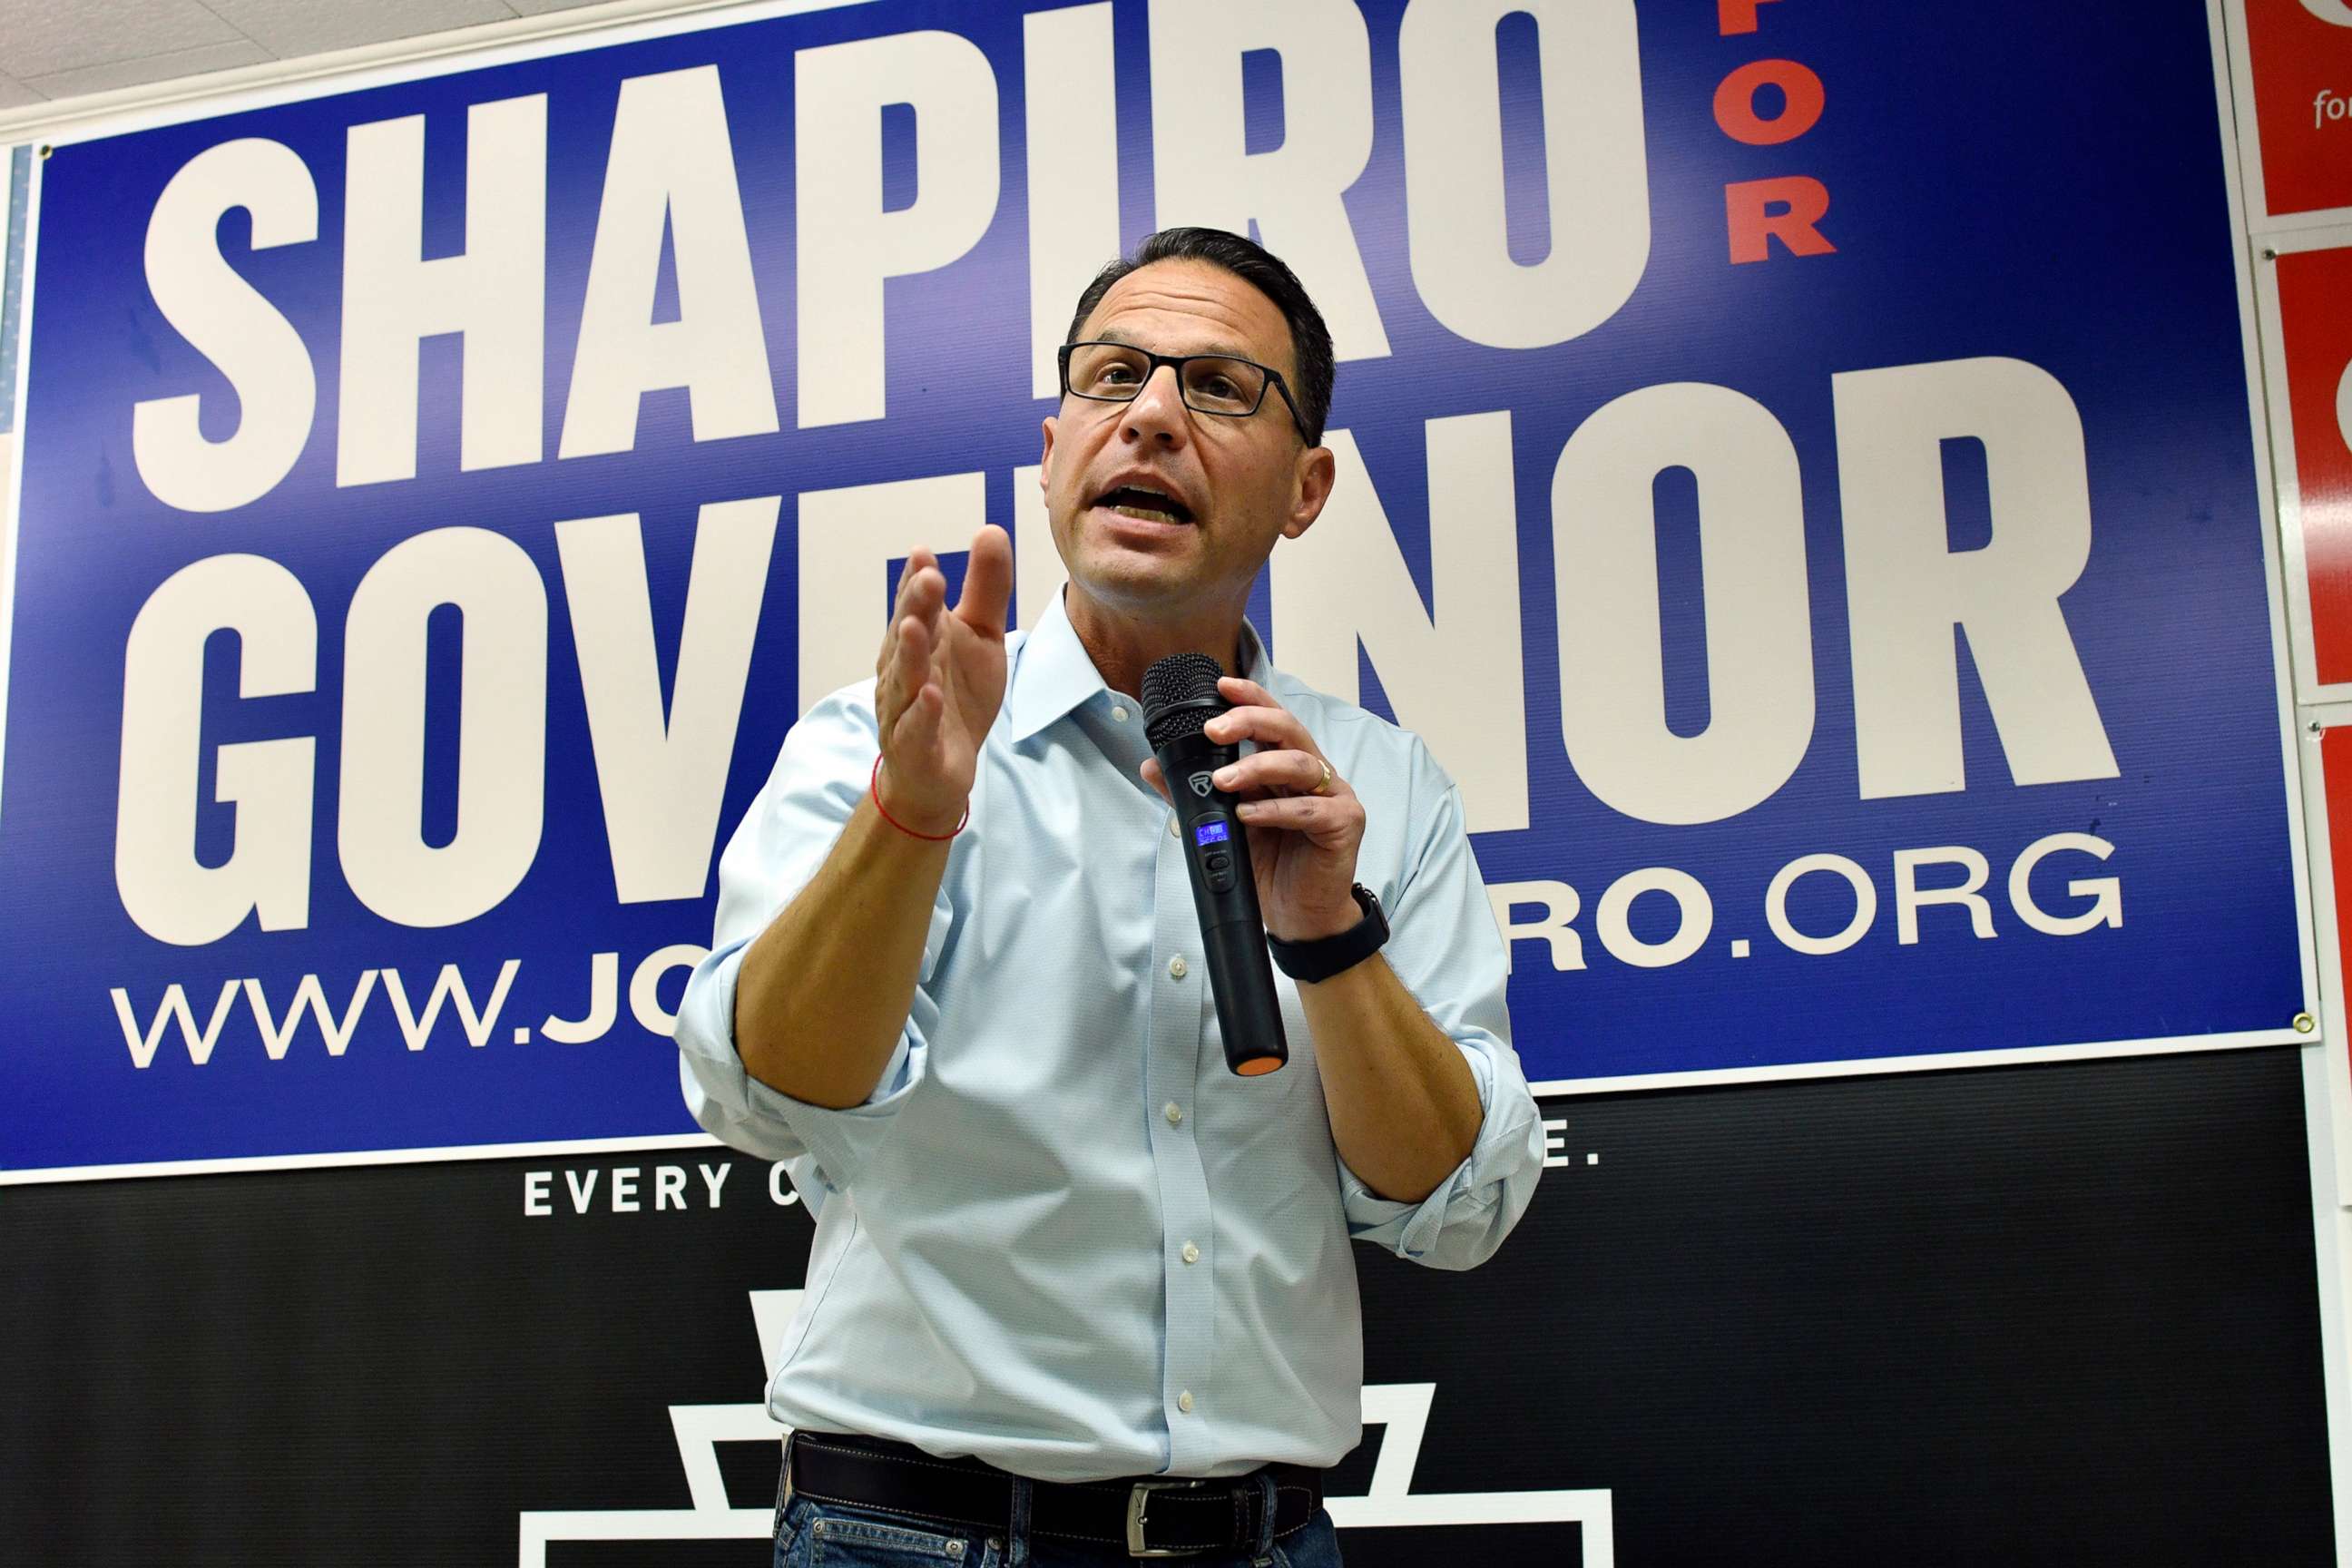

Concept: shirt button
[[1168, 956, 1188, 979], [1164, 1102, 1183, 1125], [1111, 704, 1129, 721], [1181, 1241, 1200, 1264], [1178, 1391, 1194, 1413]]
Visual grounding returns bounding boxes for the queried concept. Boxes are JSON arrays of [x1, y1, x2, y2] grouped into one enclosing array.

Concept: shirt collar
[[1003, 586, 1274, 744]]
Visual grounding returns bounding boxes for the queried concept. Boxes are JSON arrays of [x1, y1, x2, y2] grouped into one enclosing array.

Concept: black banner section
[[3, 1047, 2331, 1565]]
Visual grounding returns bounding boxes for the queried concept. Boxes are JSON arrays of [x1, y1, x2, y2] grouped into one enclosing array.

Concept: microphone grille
[[1141, 652, 1226, 748]]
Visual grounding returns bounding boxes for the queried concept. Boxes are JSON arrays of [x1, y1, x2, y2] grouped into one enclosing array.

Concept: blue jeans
[[772, 1474, 1345, 1568]]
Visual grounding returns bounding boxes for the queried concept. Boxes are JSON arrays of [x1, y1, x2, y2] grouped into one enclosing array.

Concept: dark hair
[[1063, 227, 1335, 447]]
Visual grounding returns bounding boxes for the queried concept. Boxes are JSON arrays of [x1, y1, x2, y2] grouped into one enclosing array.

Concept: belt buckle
[[1126, 1478, 1210, 1557]]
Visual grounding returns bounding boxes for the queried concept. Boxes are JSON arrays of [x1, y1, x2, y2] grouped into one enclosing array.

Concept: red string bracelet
[[870, 756, 968, 841]]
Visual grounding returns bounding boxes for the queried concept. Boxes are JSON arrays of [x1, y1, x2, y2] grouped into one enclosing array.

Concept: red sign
[[2244, 0, 2352, 217], [2323, 729, 2352, 1084], [2282, 246, 2352, 682]]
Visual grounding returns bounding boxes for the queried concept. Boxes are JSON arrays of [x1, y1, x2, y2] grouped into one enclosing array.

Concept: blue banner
[[0, 0, 2307, 1175]]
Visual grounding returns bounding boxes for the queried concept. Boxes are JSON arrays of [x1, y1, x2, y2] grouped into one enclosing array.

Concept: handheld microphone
[[1141, 653, 1289, 1077]]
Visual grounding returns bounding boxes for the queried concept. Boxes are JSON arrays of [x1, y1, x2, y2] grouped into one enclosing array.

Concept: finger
[[877, 555, 927, 682], [1212, 750, 1338, 798], [897, 612, 933, 689], [891, 680, 946, 760], [1207, 703, 1316, 753], [908, 564, 947, 632], [894, 544, 930, 593], [892, 547, 948, 636], [893, 547, 940, 622], [1235, 794, 1357, 838], [1140, 758, 1171, 804], [1218, 675, 1279, 710], [881, 612, 931, 729], [955, 524, 1014, 638]]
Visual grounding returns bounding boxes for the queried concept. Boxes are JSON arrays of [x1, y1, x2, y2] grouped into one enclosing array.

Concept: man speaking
[[675, 228, 1544, 1567]]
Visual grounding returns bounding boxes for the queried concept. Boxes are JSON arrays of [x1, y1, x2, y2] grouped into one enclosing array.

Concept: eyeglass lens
[[1065, 342, 1267, 416]]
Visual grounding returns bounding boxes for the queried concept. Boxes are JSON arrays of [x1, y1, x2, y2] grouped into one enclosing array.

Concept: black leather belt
[[784, 1429, 1325, 1557]]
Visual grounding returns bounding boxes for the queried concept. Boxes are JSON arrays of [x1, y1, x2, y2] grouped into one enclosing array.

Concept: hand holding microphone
[[1142, 660, 1367, 1076]]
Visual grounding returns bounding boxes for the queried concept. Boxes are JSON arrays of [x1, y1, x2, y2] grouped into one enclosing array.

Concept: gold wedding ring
[[1311, 757, 1335, 796]]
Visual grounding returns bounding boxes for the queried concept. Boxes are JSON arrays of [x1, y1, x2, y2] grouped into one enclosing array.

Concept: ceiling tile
[[23, 38, 272, 102], [504, 0, 613, 13], [0, 0, 245, 79], [201, 0, 517, 61], [0, 72, 46, 111]]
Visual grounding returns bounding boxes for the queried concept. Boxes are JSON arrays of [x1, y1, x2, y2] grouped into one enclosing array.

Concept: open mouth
[[1093, 485, 1195, 525]]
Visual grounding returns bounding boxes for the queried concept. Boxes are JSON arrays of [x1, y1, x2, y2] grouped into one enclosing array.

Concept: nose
[[1117, 364, 1191, 449]]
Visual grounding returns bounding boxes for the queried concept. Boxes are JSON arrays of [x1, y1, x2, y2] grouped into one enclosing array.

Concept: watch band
[[1267, 884, 1389, 984]]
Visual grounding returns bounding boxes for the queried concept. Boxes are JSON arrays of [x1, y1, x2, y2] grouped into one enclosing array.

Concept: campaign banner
[[2266, 236, 2352, 692], [0, 0, 2309, 1177], [2231, 0, 2352, 222]]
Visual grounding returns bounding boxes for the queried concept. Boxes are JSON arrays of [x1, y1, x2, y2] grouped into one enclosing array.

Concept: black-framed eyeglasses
[[1057, 340, 1316, 446]]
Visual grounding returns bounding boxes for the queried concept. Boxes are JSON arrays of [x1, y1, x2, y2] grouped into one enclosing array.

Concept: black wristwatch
[[1267, 885, 1389, 984]]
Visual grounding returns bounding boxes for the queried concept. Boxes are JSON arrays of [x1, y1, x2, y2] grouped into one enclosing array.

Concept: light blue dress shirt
[[672, 587, 1544, 1484]]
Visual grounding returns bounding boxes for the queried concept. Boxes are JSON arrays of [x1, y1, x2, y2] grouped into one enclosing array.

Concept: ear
[[1039, 415, 1058, 480], [1280, 444, 1338, 540]]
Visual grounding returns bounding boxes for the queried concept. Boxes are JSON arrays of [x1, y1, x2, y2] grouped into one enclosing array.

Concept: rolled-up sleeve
[[1339, 759, 1545, 1271], [672, 683, 951, 1199]]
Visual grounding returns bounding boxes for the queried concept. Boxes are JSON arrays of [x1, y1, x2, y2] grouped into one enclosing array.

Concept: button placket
[[1150, 815, 1216, 1466]]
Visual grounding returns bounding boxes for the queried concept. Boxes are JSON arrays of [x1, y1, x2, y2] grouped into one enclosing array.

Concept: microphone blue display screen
[[1195, 821, 1230, 846]]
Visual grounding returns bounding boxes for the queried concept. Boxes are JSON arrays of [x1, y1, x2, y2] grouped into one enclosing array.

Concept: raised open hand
[[873, 525, 1014, 836]]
